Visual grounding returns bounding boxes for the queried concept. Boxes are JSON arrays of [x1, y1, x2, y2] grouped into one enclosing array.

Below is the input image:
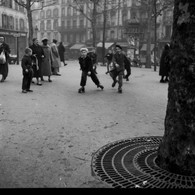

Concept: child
[[21, 47, 34, 93]]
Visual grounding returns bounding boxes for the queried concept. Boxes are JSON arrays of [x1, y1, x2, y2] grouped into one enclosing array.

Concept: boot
[[112, 80, 117, 88], [97, 84, 104, 90], [118, 88, 122, 93], [78, 87, 85, 93]]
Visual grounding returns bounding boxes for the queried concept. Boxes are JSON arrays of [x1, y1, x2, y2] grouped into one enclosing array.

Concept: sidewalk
[[0, 61, 168, 188]]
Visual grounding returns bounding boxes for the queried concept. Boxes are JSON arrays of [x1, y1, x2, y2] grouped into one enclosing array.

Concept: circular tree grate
[[91, 136, 195, 188]]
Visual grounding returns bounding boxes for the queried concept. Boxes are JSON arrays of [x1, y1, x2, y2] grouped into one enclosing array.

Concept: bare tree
[[156, 0, 195, 176], [14, 0, 57, 45]]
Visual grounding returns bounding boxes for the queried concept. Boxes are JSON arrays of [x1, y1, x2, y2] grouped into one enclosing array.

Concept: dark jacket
[[21, 55, 33, 75], [124, 55, 131, 69], [88, 52, 97, 65], [113, 52, 125, 72], [78, 55, 93, 72], [105, 53, 113, 63], [58, 43, 65, 61], [159, 46, 170, 76], [29, 43, 45, 64]]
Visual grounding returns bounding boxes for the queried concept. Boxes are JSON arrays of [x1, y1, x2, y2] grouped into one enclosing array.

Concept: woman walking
[[41, 38, 52, 82], [0, 36, 11, 82]]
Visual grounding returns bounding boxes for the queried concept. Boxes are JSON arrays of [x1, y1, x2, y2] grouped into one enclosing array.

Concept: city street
[[0, 61, 168, 188]]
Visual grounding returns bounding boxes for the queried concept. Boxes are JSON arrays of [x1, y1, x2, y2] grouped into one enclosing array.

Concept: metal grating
[[91, 136, 195, 188]]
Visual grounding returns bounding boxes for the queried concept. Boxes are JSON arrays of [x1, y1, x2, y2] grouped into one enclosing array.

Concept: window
[[46, 9, 52, 18], [46, 20, 51, 30], [20, 18, 25, 31], [110, 30, 115, 39], [61, 20, 65, 27], [79, 19, 84, 27], [40, 11, 45, 19], [40, 21, 45, 31], [2, 14, 8, 29], [9, 16, 14, 29], [53, 19, 58, 30], [73, 8, 77, 15], [67, 7, 71, 15], [15, 18, 18, 30], [62, 0, 66, 4], [62, 7, 65, 16], [53, 8, 59, 18], [67, 20, 71, 27], [73, 20, 76, 27]]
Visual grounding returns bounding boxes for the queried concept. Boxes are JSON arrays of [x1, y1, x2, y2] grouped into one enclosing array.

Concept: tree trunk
[[156, 0, 195, 176], [27, 8, 33, 46], [102, 0, 107, 64]]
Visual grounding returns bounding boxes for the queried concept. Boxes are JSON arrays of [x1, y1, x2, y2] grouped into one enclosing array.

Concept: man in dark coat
[[88, 47, 98, 74], [58, 42, 67, 66], [78, 48, 104, 93], [29, 38, 45, 85], [0, 36, 11, 82], [112, 44, 125, 93], [123, 51, 131, 81], [159, 43, 170, 83], [105, 49, 113, 74]]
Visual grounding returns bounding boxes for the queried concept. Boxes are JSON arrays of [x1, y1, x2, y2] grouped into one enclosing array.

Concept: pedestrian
[[50, 39, 61, 76], [78, 48, 104, 93], [21, 47, 34, 93], [123, 51, 131, 81], [159, 43, 170, 83], [29, 38, 45, 85], [58, 41, 67, 66], [0, 36, 11, 82], [111, 44, 125, 93], [41, 38, 52, 82], [104, 49, 113, 74], [88, 47, 98, 74]]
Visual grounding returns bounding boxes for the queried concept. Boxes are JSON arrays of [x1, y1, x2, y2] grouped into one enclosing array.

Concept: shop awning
[[116, 42, 129, 48], [97, 42, 114, 49], [141, 44, 154, 51], [70, 44, 86, 50]]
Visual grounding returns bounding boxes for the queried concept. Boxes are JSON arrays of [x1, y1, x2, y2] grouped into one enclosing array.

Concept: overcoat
[[159, 46, 170, 77], [50, 43, 61, 68]]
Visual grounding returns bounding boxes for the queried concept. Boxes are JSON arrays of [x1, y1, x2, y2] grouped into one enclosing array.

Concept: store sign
[[0, 31, 26, 37]]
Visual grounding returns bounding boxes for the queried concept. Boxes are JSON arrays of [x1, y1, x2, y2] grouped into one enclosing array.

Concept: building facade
[[35, 0, 173, 59], [0, 0, 28, 59]]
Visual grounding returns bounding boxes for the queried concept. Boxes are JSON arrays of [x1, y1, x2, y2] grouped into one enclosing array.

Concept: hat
[[80, 48, 88, 53], [115, 44, 122, 50], [42, 37, 48, 42]]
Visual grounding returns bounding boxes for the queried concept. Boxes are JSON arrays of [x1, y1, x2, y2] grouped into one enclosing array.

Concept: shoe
[[32, 80, 35, 84], [78, 87, 85, 93], [0, 78, 5, 82], [41, 78, 44, 81], [48, 79, 52, 82], [118, 88, 122, 93], [160, 80, 165, 83], [98, 84, 104, 90], [112, 80, 117, 88], [64, 64, 67, 66], [37, 83, 42, 86], [56, 73, 61, 76], [27, 89, 33, 92], [126, 78, 129, 81], [105, 71, 109, 74], [22, 90, 27, 93], [165, 78, 169, 82]]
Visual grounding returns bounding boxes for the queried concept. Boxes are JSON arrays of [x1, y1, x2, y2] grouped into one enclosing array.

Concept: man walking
[[112, 45, 125, 93]]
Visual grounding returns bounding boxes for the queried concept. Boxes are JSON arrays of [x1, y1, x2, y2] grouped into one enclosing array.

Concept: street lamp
[[34, 25, 38, 38]]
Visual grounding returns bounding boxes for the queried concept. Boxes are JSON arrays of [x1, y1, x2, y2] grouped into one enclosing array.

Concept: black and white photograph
[[1, 0, 195, 190]]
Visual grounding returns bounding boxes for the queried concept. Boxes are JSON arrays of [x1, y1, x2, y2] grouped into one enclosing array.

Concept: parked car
[[8, 54, 17, 64]]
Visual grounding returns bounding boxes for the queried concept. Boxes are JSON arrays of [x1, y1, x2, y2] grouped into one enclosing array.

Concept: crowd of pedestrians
[[0, 35, 171, 94]]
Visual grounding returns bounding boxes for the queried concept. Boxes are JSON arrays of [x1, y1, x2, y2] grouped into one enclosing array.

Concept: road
[[0, 61, 168, 188]]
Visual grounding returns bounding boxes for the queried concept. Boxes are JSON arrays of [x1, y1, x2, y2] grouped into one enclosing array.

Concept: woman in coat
[[41, 38, 52, 82], [58, 42, 67, 66], [50, 39, 61, 76], [159, 43, 170, 83], [0, 36, 11, 82]]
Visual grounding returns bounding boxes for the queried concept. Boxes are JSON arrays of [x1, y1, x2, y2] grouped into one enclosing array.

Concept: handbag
[[0, 50, 6, 64]]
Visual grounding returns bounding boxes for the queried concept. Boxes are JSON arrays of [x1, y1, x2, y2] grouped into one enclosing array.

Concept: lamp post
[[34, 25, 38, 38]]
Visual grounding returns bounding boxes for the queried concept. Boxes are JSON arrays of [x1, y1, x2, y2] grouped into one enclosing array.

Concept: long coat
[[159, 47, 170, 77], [29, 43, 45, 78], [0, 42, 11, 79], [58, 43, 65, 62], [41, 44, 52, 76], [50, 43, 61, 68]]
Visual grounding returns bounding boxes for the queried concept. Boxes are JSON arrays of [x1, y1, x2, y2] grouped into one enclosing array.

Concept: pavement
[[0, 61, 168, 188]]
